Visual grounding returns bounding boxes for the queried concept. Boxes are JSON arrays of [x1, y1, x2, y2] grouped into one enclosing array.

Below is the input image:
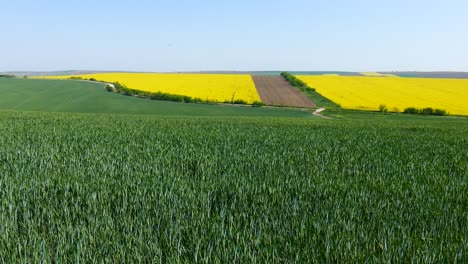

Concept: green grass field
[[0, 111, 467, 262], [0, 78, 466, 262], [0, 78, 310, 117]]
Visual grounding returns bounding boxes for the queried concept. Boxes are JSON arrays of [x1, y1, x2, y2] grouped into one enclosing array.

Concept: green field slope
[[0, 78, 309, 117], [0, 111, 466, 262]]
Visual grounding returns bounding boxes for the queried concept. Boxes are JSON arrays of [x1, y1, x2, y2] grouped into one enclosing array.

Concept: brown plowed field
[[252, 76, 316, 108]]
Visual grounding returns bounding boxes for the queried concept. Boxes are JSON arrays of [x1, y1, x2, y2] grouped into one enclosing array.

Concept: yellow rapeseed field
[[298, 76, 468, 115], [39, 73, 261, 104]]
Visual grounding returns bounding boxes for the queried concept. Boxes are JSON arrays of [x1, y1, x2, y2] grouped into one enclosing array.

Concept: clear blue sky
[[1, 0, 467, 72]]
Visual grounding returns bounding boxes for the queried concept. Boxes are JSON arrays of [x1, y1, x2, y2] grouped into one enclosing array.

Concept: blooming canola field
[[298, 76, 468, 115], [39, 73, 262, 104]]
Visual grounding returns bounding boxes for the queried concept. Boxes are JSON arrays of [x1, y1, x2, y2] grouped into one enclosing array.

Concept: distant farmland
[[381, 71, 468, 79], [27, 71, 468, 115]]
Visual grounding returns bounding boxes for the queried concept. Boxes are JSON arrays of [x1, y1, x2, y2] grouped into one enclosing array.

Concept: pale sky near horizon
[[1, 0, 468, 72]]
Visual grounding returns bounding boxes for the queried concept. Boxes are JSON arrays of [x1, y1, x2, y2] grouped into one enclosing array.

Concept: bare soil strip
[[252, 76, 316, 108]]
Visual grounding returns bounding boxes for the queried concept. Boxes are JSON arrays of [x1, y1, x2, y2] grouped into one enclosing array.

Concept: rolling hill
[[0, 78, 311, 117]]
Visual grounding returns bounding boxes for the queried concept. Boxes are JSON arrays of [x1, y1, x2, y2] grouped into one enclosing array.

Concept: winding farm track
[[252, 76, 316, 108], [313, 108, 331, 119]]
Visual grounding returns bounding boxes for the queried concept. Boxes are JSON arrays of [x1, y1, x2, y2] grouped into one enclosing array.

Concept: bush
[[421, 107, 434, 115], [403, 107, 420, 114], [122, 89, 133, 96], [0, 74, 16, 78], [148, 91, 195, 103], [433, 109, 447, 116], [232, 99, 248, 105], [89, 78, 97, 82], [252, 101, 263, 107], [379, 104, 388, 113], [281, 72, 315, 91], [105, 85, 113, 92], [403, 107, 447, 116]]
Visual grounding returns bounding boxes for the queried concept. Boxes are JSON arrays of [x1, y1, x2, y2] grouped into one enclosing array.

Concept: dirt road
[[313, 108, 331, 119]]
